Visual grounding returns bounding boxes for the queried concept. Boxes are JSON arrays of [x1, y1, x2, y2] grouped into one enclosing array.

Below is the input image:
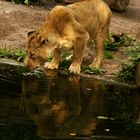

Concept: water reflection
[[21, 70, 140, 139]]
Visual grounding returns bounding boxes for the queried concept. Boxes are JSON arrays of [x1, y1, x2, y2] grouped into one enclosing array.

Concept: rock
[[104, 0, 130, 11], [62, 0, 79, 3], [56, 0, 130, 11], [136, 60, 140, 87], [0, 58, 28, 79]]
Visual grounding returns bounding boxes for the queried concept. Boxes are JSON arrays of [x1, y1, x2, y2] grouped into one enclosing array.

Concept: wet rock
[[0, 58, 28, 79]]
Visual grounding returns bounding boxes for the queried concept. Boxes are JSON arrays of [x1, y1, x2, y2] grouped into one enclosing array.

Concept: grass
[[105, 33, 136, 51], [103, 33, 140, 83], [0, 46, 25, 62], [104, 50, 113, 59]]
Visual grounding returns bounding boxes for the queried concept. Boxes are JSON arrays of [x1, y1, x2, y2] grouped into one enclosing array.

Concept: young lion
[[24, 0, 112, 74]]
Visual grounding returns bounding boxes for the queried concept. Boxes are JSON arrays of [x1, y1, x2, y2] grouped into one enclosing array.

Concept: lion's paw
[[44, 62, 58, 69], [68, 63, 81, 74], [89, 63, 100, 69], [89, 59, 101, 69]]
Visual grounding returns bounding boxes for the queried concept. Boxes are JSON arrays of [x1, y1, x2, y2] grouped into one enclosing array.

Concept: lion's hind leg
[[89, 34, 105, 69], [89, 25, 109, 69]]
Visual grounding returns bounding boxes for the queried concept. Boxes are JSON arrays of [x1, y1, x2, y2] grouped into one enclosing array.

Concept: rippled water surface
[[0, 70, 140, 140]]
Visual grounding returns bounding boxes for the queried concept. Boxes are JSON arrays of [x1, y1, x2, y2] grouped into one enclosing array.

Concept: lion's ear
[[28, 30, 36, 37]]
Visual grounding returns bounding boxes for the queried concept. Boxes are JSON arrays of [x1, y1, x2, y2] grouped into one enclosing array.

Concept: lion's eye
[[42, 39, 48, 45]]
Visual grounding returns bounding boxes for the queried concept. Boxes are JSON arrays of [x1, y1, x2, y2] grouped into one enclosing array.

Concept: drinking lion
[[24, 0, 112, 74]]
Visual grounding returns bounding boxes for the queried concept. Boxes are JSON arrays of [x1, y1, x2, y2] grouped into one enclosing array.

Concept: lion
[[24, 0, 112, 74]]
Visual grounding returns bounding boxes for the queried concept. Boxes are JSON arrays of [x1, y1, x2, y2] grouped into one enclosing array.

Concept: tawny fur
[[24, 0, 112, 74]]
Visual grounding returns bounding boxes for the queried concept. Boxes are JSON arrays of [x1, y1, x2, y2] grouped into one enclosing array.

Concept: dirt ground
[[111, 0, 140, 39], [0, 0, 140, 49], [0, 0, 140, 80]]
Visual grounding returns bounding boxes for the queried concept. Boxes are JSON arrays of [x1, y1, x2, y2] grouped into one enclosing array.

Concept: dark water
[[0, 70, 140, 140]]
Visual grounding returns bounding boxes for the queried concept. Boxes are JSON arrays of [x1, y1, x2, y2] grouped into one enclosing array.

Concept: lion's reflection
[[21, 71, 103, 138], [21, 71, 140, 138]]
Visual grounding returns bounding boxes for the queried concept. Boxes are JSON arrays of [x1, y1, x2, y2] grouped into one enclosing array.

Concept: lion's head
[[24, 31, 52, 69]]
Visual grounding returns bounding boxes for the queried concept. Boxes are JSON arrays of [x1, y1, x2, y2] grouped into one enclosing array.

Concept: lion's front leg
[[44, 49, 61, 70], [69, 32, 89, 74]]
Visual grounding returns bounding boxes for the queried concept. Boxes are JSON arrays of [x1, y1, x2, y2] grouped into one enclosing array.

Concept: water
[[0, 70, 140, 140]]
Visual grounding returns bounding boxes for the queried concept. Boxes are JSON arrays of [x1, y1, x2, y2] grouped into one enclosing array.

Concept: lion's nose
[[24, 62, 29, 68], [26, 64, 30, 68], [24, 63, 32, 69], [25, 64, 31, 70], [29, 65, 39, 70]]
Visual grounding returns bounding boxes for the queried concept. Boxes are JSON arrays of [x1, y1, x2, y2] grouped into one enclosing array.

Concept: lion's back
[[67, 0, 111, 34]]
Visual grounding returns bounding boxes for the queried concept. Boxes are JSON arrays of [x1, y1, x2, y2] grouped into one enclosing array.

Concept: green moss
[[104, 50, 113, 59], [119, 61, 136, 83], [119, 41, 140, 83], [82, 66, 104, 75]]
